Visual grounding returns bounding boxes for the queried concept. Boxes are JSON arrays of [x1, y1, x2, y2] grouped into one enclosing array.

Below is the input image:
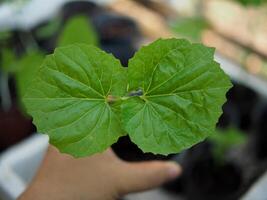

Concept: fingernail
[[166, 162, 182, 180]]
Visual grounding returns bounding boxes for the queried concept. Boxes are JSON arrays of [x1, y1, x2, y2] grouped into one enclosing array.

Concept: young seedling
[[209, 127, 247, 164], [22, 38, 232, 157]]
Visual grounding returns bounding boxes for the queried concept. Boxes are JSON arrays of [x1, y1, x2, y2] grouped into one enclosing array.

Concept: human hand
[[19, 145, 181, 200]]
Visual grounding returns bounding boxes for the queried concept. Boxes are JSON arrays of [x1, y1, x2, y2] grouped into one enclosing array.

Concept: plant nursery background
[[1, 0, 267, 200]]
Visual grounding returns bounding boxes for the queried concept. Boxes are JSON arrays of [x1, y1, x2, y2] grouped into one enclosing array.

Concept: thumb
[[118, 161, 182, 195]]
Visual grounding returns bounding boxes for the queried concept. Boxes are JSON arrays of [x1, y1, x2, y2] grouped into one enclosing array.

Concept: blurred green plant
[[0, 31, 11, 41], [0, 14, 98, 112], [35, 17, 62, 39], [209, 127, 247, 164], [14, 52, 44, 97], [1, 48, 17, 73], [0, 0, 29, 4], [57, 15, 98, 46], [170, 17, 208, 42], [1, 48, 44, 110], [236, 0, 267, 5], [0, 0, 30, 9]]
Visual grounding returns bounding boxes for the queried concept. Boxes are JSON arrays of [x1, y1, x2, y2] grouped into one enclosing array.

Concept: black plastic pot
[[226, 83, 259, 131], [251, 104, 267, 160], [112, 136, 171, 161], [164, 142, 213, 194], [217, 100, 240, 129], [61, 1, 102, 22], [101, 39, 137, 67], [30, 21, 59, 54], [91, 12, 140, 44], [185, 160, 242, 200], [92, 12, 141, 66], [164, 142, 243, 200]]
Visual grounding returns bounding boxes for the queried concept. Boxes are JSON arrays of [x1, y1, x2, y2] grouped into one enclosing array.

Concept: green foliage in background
[[15, 52, 44, 97], [35, 17, 62, 39], [0, 31, 11, 41], [1, 48, 17, 73], [209, 127, 247, 164], [0, 13, 98, 104], [236, 0, 267, 5], [23, 38, 232, 157], [1, 48, 44, 98], [170, 17, 208, 42], [57, 15, 98, 46]]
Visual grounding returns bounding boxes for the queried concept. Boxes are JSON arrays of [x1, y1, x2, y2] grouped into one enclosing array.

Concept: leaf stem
[[107, 89, 145, 103], [121, 96, 129, 100], [139, 95, 148, 102]]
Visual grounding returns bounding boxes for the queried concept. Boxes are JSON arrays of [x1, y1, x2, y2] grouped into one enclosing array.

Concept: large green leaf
[[23, 39, 232, 157], [23, 44, 126, 157], [122, 39, 232, 155], [57, 15, 98, 47]]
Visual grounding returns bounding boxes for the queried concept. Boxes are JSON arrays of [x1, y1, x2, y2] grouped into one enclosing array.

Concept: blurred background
[[0, 0, 267, 199]]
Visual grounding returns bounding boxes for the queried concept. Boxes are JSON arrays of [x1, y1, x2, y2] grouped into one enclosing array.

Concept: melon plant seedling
[[22, 38, 232, 157], [209, 127, 247, 164]]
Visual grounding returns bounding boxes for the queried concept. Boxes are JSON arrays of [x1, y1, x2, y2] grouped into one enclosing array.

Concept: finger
[[118, 161, 182, 195]]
